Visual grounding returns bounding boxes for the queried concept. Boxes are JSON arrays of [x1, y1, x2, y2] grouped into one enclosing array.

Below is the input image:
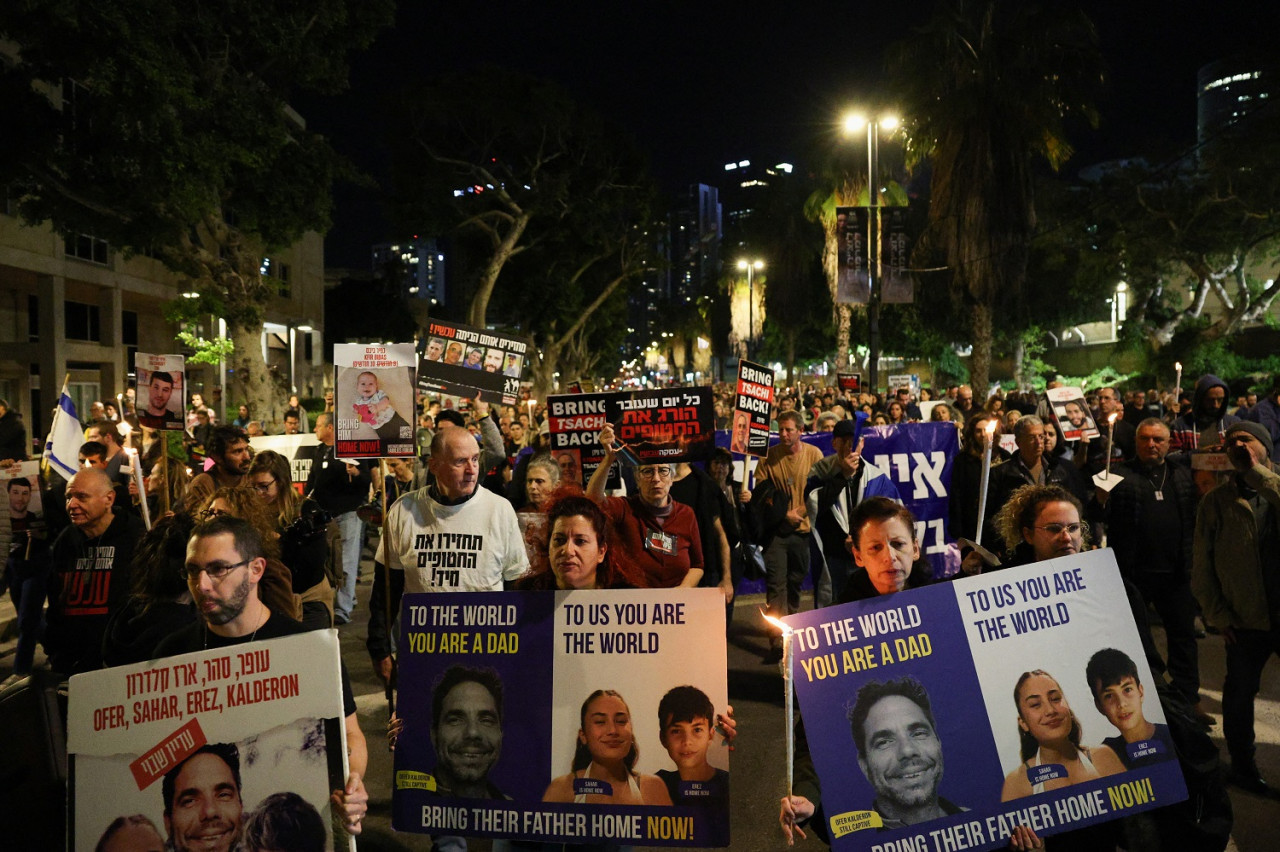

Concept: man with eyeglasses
[[982, 416, 1085, 558], [154, 515, 370, 836], [1192, 421, 1280, 794], [587, 424, 703, 590], [1104, 418, 1209, 725], [44, 467, 145, 675]]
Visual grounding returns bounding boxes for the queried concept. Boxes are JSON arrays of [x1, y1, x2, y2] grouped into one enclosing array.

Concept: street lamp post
[[737, 258, 764, 361], [843, 113, 898, 395]]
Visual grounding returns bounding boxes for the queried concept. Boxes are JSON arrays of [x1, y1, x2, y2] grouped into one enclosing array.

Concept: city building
[[1197, 56, 1275, 146], [372, 236, 447, 307]]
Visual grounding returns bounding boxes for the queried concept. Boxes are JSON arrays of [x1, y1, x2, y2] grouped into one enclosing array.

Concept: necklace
[[1148, 462, 1169, 501], [203, 601, 267, 649]]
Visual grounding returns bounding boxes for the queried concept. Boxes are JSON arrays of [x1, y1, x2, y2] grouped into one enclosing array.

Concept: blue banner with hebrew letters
[[861, 423, 961, 578]]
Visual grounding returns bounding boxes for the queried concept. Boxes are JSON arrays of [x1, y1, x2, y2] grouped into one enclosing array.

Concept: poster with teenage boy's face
[[392, 589, 730, 847], [134, 352, 186, 431], [785, 550, 1184, 852], [334, 343, 416, 459]]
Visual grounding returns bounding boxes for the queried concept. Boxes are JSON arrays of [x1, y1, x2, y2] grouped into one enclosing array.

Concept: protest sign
[[837, 373, 863, 395], [418, 319, 529, 405], [67, 631, 352, 851], [1045, 387, 1100, 442], [732, 360, 774, 457], [134, 353, 185, 431], [392, 589, 730, 847], [547, 388, 715, 488], [4, 462, 47, 564], [886, 374, 920, 399], [784, 550, 1186, 851], [334, 343, 416, 459], [861, 423, 961, 578], [249, 433, 322, 484]]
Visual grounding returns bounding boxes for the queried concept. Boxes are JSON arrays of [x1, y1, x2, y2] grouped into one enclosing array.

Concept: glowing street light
[[840, 110, 901, 393]]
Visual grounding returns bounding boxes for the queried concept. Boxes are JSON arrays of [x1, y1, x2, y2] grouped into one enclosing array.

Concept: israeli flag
[[43, 381, 82, 481]]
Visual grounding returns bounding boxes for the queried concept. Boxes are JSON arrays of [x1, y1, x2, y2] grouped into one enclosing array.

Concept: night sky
[[305, 1, 1280, 269]]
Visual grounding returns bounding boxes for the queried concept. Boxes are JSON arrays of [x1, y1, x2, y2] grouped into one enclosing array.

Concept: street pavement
[[3, 539, 1278, 850]]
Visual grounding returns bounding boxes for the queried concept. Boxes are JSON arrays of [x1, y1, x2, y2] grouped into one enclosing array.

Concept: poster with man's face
[[1044, 386, 1100, 442], [134, 353, 186, 431], [66, 632, 352, 851], [392, 589, 729, 847], [416, 319, 531, 406]]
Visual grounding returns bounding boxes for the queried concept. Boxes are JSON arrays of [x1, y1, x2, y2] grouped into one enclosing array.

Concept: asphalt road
[[4, 540, 1278, 851]]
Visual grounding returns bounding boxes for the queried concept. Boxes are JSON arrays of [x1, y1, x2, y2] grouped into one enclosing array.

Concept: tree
[[391, 67, 657, 392], [0, 0, 392, 421], [888, 0, 1103, 394], [1090, 111, 1280, 352]]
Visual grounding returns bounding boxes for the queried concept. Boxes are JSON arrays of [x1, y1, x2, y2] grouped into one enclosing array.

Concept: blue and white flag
[[43, 380, 82, 481]]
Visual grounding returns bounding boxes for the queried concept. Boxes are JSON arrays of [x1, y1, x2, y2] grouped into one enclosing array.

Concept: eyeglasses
[[250, 480, 277, 494], [181, 559, 249, 581], [636, 467, 673, 480], [198, 508, 230, 521], [1032, 523, 1084, 536]]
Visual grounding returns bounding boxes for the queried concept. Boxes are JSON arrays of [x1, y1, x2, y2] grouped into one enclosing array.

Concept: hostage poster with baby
[[783, 550, 1187, 852], [391, 588, 731, 846], [334, 343, 416, 459], [66, 631, 353, 851]]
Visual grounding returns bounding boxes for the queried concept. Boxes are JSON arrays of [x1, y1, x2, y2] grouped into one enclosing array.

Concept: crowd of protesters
[[1, 366, 1278, 849]]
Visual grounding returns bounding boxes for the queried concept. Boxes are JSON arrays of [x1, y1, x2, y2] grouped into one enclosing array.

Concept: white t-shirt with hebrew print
[[376, 486, 529, 592]]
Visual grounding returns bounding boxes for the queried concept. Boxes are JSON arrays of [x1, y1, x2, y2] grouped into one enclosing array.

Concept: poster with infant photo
[[334, 343, 416, 459], [785, 550, 1187, 851], [66, 631, 352, 851]]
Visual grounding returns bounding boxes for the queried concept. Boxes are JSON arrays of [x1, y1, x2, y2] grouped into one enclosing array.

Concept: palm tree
[[888, 0, 1103, 394]]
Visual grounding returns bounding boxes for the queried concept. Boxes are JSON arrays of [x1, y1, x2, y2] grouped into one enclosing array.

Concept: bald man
[[367, 427, 528, 683], [45, 468, 145, 674]]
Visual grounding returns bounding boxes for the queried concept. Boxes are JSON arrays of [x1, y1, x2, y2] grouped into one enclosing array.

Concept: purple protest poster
[[784, 550, 1187, 851], [392, 589, 730, 846]]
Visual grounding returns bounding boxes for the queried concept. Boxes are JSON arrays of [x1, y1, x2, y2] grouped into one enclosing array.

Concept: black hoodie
[[45, 506, 146, 675]]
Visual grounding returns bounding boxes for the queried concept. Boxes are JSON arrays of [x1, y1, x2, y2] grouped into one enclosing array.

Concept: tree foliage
[[888, 0, 1103, 394], [390, 67, 658, 393], [1089, 108, 1280, 352], [1, 0, 392, 420]]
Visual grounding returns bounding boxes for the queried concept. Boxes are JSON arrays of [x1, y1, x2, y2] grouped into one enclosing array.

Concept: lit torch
[[760, 610, 795, 799], [975, 418, 999, 546], [1105, 411, 1119, 480]]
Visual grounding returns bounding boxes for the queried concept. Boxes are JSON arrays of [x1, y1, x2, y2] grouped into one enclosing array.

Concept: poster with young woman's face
[[392, 589, 730, 847], [334, 343, 417, 459]]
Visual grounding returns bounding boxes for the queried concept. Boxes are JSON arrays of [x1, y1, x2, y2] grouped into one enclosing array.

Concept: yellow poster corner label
[[395, 770, 437, 791], [830, 809, 884, 838]]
